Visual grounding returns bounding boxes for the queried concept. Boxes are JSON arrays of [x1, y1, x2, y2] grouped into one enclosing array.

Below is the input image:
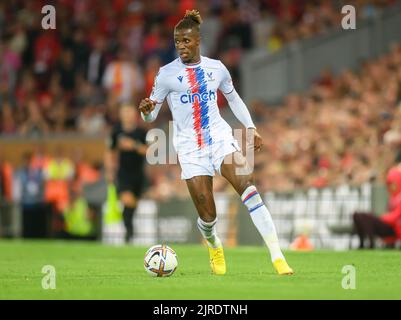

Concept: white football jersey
[[150, 56, 235, 155]]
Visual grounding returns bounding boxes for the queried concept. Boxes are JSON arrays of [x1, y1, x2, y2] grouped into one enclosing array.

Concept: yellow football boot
[[273, 258, 294, 275], [208, 246, 226, 275]]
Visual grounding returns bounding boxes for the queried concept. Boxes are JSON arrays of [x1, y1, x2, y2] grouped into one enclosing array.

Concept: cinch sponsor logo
[[180, 90, 216, 104]]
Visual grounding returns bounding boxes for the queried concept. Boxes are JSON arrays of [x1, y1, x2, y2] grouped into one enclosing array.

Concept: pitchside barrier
[[0, 182, 388, 249], [101, 182, 388, 250]]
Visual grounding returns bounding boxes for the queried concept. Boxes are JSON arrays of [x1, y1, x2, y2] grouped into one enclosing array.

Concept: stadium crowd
[[1, 0, 401, 208], [0, 0, 398, 135]]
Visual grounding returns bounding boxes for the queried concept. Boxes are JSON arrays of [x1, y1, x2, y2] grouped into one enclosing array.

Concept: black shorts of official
[[116, 175, 144, 198]]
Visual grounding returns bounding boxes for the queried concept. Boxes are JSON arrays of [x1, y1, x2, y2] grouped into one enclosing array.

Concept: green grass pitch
[[0, 240, 400, 300]]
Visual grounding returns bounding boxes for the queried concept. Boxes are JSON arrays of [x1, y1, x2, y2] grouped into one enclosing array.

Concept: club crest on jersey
[[177, 75, 183, 83], [206, 72, 214, 81], [180, 90, 216, 104]]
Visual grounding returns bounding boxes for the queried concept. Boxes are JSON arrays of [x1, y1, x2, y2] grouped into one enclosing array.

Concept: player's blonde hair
[[175, 9, 202, 32]]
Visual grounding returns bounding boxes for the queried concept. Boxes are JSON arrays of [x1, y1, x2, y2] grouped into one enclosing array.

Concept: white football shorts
[[178, 138, 241, 180]]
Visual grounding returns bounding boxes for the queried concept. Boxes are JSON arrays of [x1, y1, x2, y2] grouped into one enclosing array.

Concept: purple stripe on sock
[[249, 202, 264, 213]]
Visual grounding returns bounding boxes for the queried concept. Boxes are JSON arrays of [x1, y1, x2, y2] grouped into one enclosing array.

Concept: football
[[144, 244, 178, 277]]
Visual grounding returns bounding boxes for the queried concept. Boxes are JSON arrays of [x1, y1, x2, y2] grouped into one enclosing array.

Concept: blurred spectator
[[253, 8, 275, 50], [153, 31, 176, 66], [144, 55, 162, 96], [0, 154, 13, 202], [217, 4, 253, 53], [77, 104, 107, 135], [30, 143, 50, 171], [0, 102, 17, 134], [56, 49, 76, 94], [198, 1, 221, 56], [33, 30, 60, 76], [16, 151, 50, 238], [43, 146, 75, 214], [87, 35, 108, 86], [73, 150, 101, 187], [47, 101, 69, 133], [102, 48, 144, 105], [8, 22, 28, 55], [19, 100, 49, 137], [74, 76, 105, 109], [0, 36, 22, 101], [315, 68, 335, 89], [14, 71, 37, 108], [353, 165, 401, 248], [62, 183, 97, 240], [70, 28, 90, 77]]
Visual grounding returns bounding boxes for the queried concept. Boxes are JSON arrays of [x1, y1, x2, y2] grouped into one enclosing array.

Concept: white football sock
[[241, 185, 285, 262], [197, 217, 222, 249]]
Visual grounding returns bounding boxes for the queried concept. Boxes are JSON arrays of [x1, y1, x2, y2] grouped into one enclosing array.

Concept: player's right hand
[[139, 98, 156, 115]]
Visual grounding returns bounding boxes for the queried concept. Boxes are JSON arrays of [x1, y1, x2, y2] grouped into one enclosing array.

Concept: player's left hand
[[247, 128, 263, 152]]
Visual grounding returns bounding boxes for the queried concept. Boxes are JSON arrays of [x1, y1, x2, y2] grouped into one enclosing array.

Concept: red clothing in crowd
[[34, 32, 61, 71], [381, 206, 401, 239], [380, 166, 401, 239], [0, 162, 13, 201], [386, 166, 401, 210]]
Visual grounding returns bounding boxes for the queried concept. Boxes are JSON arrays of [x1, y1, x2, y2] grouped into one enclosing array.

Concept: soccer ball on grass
[[144, 244, 178, 277]]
